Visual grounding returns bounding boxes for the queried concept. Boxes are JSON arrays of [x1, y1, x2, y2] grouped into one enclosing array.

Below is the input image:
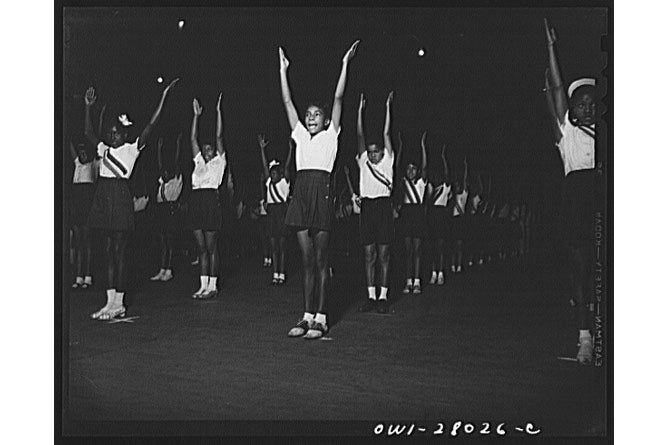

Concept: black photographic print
[[57, 2, 612, 442]]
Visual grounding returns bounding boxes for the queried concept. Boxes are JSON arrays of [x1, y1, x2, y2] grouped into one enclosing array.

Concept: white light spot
[[418, 48, 425, 57], [157, 77, 164, 84], [178, 20, 185, 29]]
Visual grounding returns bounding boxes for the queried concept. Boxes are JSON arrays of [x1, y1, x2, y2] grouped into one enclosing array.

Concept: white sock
[[273, 272, 279, 279], [379, 287, 388, 300], [278, 273, 285, 280], [431, 271, 437, 279], [84, 276, 92, 285], [315, 313, 327, 325], [207, 276, 218, 291], [367, 286, 377, 300], [303, 312, 315, 322], [579, 330, 592, 341], [406, 278, 413, 286], [197, 276, 209, 293], [164, 269, 172, 275], [414, 278, 421, 286], [113, 291, 125, 307], [75, 276, 84, 284], [105, 289, 116, 306]]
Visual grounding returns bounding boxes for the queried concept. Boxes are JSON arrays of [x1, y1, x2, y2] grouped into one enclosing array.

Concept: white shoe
[[160, 270, 173, 282], [429, 272, 437, 285], [437, 273, 445, 285], [150, 270, 164, 281]]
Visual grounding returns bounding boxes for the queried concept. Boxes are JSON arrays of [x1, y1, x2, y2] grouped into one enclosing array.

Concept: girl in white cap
[[544, 18, 598, 364], [258, 134, 293, 285]]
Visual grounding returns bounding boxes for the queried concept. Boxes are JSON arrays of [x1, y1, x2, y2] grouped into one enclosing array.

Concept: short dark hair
[[306, 101, 330, 118]]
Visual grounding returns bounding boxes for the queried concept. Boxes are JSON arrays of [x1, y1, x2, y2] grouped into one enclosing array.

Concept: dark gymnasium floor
[[61, 242, 607, 437]]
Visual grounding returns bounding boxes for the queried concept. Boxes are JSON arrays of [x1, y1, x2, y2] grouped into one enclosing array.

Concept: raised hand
[[278, 47, 290, 71], [257, 134, 269, 149], [342, 40, 360, 64], [421, 131, 428, 144], [217, 92, 223, 110], [359, 93, 366, 111], [193, 98, 203, 116], [84, 87, 97, 106], [386, 90, 394, 107], [543, 18, 557, 46], [163, 78, 180, 95]]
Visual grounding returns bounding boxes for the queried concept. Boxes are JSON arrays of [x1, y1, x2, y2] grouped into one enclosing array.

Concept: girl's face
[[366, 144, 384, 164], [77, 148, 91, 164], [571, 91, 596, 126], [269, 167, 284, 184], [202, 144, 216, 162], [405, 164, 418, 181], [305, 106, 328, 135], [106, 125, 128, 148]]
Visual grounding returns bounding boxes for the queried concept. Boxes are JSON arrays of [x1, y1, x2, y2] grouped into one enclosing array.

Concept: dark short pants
[[87, 177, 134, 232], [189, 188, 222, 232], [155, 201, 181, 234], [399, 204, 427, 239], [267, 203, 288, 238], [560, 169, 598, 248], [70, 182, 95, 227], [359, 197, 394, 246], [427, 205, 451, 240], [285, 170, 333, 233]]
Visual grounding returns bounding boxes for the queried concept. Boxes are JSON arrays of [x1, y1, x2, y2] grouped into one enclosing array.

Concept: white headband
[[118, 114, 133, 127], [568, 78, 595, 98]]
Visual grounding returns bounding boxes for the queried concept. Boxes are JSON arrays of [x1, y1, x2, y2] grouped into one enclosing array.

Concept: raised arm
[[215, 93, 225, 155], [257, 134, 270, 180], [395, 131, 404, 174], [441, 144, 450, 184], [544, 68, 563, 141], [343, 165, 357, 196], [420, 131, 428, 181], [191, 98, 202, 158], [356, 93, 366, 156], [97, 103, 107, 139], [157, 137, 164, 172], [174, 132, 182, 175], [331, 40, 360, 131], [139, 78, 179, 150], [463, 156, 469, 191], [544, 19, 568, 124], [83, 87, 99, 147], [278, 47, 299, 130], [285, 138, 294, 181], [384, 91, 394, 155], [68, 140, 78, 161]]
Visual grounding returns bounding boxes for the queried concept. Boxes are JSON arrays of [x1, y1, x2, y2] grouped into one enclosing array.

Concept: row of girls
[[67, 40, 537, 340]]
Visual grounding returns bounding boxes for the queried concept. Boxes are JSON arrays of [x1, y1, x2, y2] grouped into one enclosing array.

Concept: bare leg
[[364, 244, 377, 288], [193, 230, 209, 277], [313, 230, 330, 314], [296, 230, 316, 313]]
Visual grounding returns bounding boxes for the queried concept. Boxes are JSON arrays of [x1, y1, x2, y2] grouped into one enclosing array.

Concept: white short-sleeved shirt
[[357, 148, 394, 199], [291, 122, 340, 173], [557, 111, 595, 177], [431, 182, 451, 207], [453, 190, 469, 217], [403, 177, 426, 204], [156, 174, 183, 203], [192, 152, 226, 190], [97, 138, 142, 179], [73, 158, 98, 184], [266, 177, 290, 204]]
